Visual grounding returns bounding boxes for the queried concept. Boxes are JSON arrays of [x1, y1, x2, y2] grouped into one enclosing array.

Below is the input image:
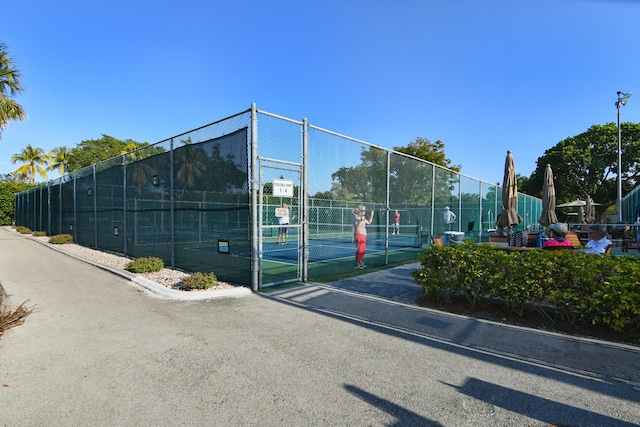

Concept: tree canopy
[[11, 145, 49, 183], [67, 134, 152, 172], [318, 137, 460, 204], [0, 43, 27, 138], [520, 122, 640, 219], [393, 137, 460, 172]]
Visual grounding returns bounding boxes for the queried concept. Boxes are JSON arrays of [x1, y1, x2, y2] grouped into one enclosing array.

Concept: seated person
[[581, 224, 612, 255], [542, 222, 573, 248]]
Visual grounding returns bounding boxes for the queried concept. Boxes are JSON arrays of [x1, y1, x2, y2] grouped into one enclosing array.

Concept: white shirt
[[582, 237, 612, 255], [443, 210, 456, 224], [278, 209, 290, 225]]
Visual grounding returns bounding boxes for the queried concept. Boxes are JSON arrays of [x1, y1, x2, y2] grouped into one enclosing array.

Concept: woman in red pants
[[353, 205, 374, 269]]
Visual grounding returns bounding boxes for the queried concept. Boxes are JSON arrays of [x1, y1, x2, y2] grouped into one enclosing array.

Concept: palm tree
[[0, 43, 27, 138], [48, 146, 71, 177], [175, 145, 206, 196], [11, 145, 49, 183]]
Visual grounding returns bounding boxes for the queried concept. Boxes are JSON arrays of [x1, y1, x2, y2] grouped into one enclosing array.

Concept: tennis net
[[307, 222, 419, 247]]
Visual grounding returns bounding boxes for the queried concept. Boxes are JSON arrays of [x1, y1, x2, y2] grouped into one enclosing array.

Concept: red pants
[[355, 232, 367, 263]]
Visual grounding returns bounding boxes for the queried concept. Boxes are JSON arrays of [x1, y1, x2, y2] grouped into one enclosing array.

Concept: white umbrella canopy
[[556, 199, 587, 208], [498, 150, 523, 230], [556, 199, 602, 208], [538, 164, 558, 227]]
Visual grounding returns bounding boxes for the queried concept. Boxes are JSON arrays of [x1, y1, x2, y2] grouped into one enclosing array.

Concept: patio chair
[[565, 231, 583, 247], [622, 227, 639, 253]]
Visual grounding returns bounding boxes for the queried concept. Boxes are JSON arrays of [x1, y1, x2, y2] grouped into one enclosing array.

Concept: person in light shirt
[[443, 206, 456, 231], [581, 224, 612, 255]]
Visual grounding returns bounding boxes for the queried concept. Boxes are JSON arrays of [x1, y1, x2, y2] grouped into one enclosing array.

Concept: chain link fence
[[14, 104, 542, 290]]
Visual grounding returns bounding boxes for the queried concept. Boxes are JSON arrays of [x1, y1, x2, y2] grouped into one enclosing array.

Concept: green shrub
[[33, 231, 47, 237], [0, 182, 36, 225], [16, 226, 32, 234], [413, 242, 640, 335], [125, 257, 164, 273], [49, 234, 73, 244], [182, 272, 218, 291]]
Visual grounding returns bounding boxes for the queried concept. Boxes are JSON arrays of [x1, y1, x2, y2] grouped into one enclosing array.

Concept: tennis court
[[261, 223, 419, 264], [184, 223, 418, 264]]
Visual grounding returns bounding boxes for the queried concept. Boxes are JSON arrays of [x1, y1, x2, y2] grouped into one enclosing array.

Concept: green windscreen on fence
[[14, 125, 252, 286]]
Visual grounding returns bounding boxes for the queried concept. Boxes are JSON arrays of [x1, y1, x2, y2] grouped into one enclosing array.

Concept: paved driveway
[[1, 228, 639, 426]]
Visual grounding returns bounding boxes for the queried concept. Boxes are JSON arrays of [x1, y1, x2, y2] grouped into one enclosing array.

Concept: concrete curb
[[9, 228, 252, 301]]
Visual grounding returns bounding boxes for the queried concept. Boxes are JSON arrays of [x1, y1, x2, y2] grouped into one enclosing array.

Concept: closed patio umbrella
[[498, 150, 522, 234], [585, 195, 596, 223], [538, 164, 557, 227]]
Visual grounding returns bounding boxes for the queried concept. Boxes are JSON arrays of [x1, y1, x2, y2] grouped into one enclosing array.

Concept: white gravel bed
[[9, 228, 233, 291]]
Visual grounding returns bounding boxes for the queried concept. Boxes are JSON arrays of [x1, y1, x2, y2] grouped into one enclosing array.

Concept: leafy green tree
[[516, 174, 529, 193], [67, 134, 150, 171], [11, 145, 49, 183], [48, 146, 71, 176], [331, 153, 380, 202], [325, 137, 461, 204], [0, 43, 27, 138], [521, 122, 640, 218], [394, 137, 460, 172]]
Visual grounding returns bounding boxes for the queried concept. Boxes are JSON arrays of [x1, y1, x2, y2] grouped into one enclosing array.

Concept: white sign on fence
[[273, 178, 294, 197]]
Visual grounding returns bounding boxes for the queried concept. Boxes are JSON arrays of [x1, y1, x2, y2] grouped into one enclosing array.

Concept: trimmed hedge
[[412, 242, 640, 334]]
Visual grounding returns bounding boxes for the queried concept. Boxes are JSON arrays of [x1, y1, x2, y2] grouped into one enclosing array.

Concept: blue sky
[[2, 0, 640, 186]]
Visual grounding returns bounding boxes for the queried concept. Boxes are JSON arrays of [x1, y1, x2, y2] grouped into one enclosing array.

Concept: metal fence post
[[122, 154, 128, 255], [170, 138, 175, 268], [59, 179, 62, 234], [479, 181, 484, 241], [93, 165, 98, 248], [47, 181, 51, 235], [458, 174, 462, 233], [302, 118, 309, 281], [430, 166, 435, 237], [385, 150, 390, 263], [251, 103, 259, 292]]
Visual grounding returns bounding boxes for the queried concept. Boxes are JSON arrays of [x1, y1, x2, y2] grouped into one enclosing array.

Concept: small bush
[[126, 257, 164, 273], [33, 231, 47, 237], [16, 226, 32, 234], [182, 272, 218, 291], [49, 234, 73, 244]]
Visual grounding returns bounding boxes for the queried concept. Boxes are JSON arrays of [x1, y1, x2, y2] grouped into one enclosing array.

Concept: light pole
[[616, 91, 632, 223]]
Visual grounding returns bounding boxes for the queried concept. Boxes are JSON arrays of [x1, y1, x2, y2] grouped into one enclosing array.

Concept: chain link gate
[[258, 158, 303, 287]]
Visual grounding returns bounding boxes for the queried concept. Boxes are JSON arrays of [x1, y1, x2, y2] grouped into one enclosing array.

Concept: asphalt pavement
[[1, 227, 639, 426]]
